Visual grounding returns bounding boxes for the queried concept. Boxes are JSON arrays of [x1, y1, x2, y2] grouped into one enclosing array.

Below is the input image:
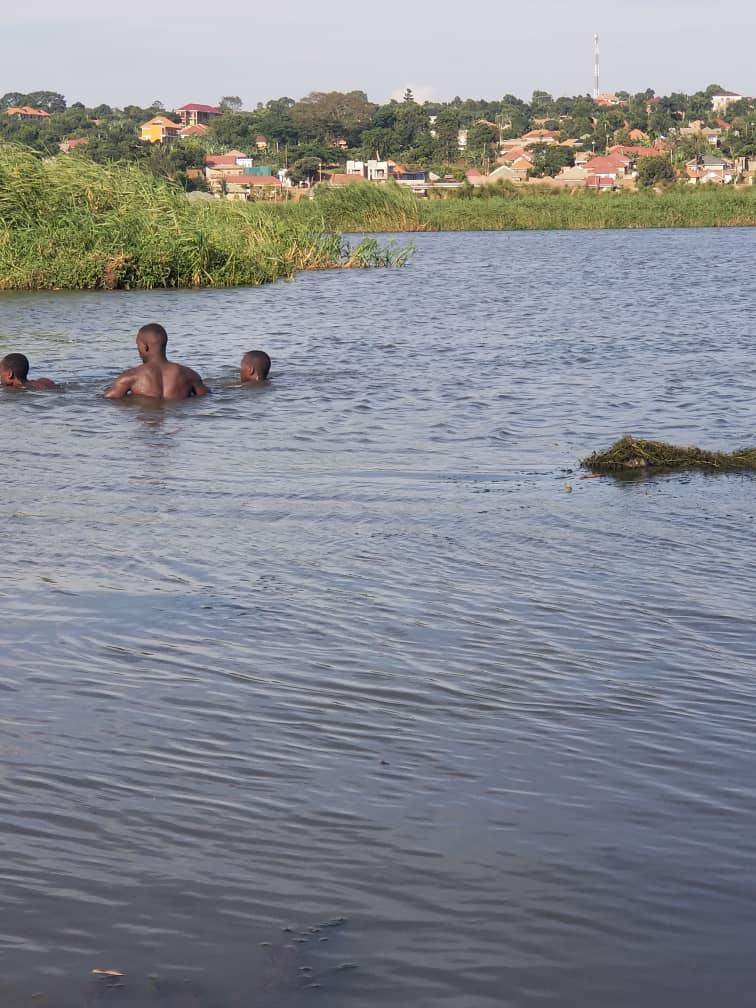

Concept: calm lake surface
[[1, 228, 755, 1008]]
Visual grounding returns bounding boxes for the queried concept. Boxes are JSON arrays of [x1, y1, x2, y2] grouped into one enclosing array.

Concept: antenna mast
[[593, 33, 600, 99]]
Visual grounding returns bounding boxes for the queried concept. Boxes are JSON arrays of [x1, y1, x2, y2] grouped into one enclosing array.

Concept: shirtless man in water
[[0, 353, 58, 390], [104, 323, 208, 400]]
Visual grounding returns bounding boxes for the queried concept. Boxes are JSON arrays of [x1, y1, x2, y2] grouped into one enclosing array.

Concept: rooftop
[[177, 103, 220, 113]]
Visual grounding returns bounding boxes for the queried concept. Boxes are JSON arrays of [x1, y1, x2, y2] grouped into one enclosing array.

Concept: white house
[[711, 90, 743, 113]]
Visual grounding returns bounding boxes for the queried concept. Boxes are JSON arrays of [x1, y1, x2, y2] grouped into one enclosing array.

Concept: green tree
[[292, 91, 374, 145], [219, 96, 243, 112], [528, 143, 574, 177], [636, 154, 675, 187]]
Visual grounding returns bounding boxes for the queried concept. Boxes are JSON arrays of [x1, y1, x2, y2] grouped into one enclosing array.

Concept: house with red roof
[[59, 137, 89, 153], [5, 106, 50, 120], [179, 123, 208, 138], [585, 154, 630, 177], [176, 103, 221, 127], [521, 129, 560, 146], [585, 174, 616, 190], [593, 93, 625, 108], [584, 153, 631, 190]]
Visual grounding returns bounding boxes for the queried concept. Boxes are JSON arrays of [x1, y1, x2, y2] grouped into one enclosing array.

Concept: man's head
[[136, 323, 169, 362], [240, 350, 271, 383], [0, 353, 30, 386]]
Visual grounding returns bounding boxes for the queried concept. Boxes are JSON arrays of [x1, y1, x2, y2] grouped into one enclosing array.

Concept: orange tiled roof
[[5, 106, 50, 117]]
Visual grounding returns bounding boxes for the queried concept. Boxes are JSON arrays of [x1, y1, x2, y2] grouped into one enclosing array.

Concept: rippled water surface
[[1, 228, 755, 1008]]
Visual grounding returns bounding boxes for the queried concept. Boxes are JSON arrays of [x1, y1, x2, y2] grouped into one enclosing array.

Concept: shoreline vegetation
[[302, 179, 756, 233], [0, 146, 753, 291], [0, 146, 408, 291]]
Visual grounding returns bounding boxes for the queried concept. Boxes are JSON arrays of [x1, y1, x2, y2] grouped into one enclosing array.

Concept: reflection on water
[[1, 228, 756, 1008]]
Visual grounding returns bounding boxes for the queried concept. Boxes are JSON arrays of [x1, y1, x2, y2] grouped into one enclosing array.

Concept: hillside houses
[[176, 103, 220, 127], [685, 154, 736, 183], [140, 116, 181, 143], [4, 106, 50, 120]]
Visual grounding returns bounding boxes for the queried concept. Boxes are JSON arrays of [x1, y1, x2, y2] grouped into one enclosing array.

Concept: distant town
[[2, 84, 754, 198]]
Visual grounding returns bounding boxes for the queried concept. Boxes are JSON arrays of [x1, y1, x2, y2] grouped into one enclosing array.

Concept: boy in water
[[240, 350, 271, 384], [0, 353, 58, 390], [104, 323, 208, 400]]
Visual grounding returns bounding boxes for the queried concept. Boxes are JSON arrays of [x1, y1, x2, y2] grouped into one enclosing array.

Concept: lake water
[[1, 228, 755, 1008]]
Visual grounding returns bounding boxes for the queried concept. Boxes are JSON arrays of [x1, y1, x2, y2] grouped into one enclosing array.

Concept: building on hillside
[[710, 90, 743, 113], [679, 121, 722, 145], [521, 129, 560, 145], [685, 154, 736, 183], [5, 106, 51, 120], [255, 134, 268, 150], [552, 165, 589, 188], [585, 173, 616, 190], [140, 116, 181, 143], [393, 170, 429, 194], [59, 137, 88, 153], [608, 143, 669, 159], [584, 154, 631, 179], [366, 159, 390, 181], [346, 159, 366, 176], [179, 123, 208, 138], [483, 164, 522, 185], [211, 174, 282, 200], [496, 147, 533, 181], [628, 128, 650, 142], [176, 103, 221, 127], [457, 129, 468, 149], [205, 150, 248, 163], [736, 155, 755, 184], [594, 93, 625, 108]]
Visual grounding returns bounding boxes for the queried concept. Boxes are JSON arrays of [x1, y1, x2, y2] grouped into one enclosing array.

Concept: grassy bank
[[2, 146, 753, 291], [0, 146, 403, 290], [301, 181, 756, 233]]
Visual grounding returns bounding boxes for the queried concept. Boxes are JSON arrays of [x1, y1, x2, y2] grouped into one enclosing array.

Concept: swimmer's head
[[0, 353, 30, 385], [136, 323, 168, 361], [240, 350, 271, 383]]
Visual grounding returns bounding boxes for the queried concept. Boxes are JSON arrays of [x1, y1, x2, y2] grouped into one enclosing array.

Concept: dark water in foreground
[[1, 228, 755, 1008]]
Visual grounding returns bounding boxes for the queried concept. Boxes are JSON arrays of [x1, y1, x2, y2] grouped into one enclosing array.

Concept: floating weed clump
[[582, 436, 756, 473], [0, 144, 409, 290]]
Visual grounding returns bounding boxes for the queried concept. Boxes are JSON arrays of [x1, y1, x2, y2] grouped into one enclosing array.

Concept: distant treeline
[[1, 85, 755, 186]]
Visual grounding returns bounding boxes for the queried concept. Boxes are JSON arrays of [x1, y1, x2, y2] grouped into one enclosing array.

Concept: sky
[[3, 0, 754, 109]]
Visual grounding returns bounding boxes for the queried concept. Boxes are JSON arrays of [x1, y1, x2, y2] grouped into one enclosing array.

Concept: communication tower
[[593, 33, 600, 99]]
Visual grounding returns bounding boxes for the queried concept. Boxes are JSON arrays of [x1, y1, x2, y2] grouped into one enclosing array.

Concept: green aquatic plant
[[293, 182, 756, 233], [582, 436, 756, 472], [0, 144, 409, 290]]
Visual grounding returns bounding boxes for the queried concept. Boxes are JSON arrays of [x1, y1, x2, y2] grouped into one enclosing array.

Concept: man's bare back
[[104, 323, 208, 401]]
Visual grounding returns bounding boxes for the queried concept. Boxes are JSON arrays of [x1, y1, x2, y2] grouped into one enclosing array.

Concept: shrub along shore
[[0, 145, 753, 291], [0, 146, 406, 291]]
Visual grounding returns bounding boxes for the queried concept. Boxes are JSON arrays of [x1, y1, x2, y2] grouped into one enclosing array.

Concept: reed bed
[[0, 146, 403, 290], [302, 183, 756, 233], [582, 436, 756, 473]]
